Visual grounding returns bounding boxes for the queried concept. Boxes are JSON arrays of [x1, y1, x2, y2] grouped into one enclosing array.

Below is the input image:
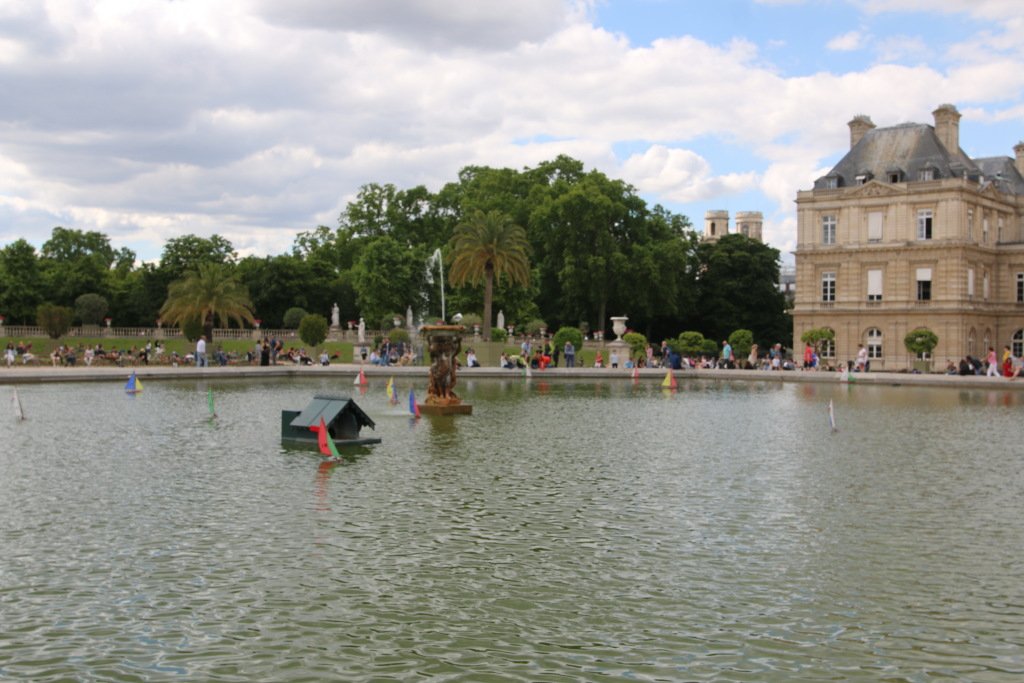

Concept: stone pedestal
[[606, 340, 630, 368]]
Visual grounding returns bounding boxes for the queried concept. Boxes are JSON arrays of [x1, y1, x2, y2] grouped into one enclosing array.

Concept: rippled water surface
[[2, 376, 1023, 681]]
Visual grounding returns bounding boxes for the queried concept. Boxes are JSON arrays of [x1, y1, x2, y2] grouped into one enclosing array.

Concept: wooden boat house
[[281, 394, 381, 448]]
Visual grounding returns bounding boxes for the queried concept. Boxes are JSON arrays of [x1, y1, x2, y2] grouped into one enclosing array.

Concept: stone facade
[[792, 105, 1024, 370], [702, 210, 763, 242]]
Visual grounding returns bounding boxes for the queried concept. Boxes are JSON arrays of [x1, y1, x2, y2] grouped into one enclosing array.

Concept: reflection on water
[[1, 377, 1023, 681]]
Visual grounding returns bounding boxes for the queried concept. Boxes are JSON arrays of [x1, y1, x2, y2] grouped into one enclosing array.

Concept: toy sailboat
[[207, 388, 217, 418], [125, 371, 143, 394], [314, 416, 343, 458], [354, 369, 368, 386], [386, 377, 398, 404], [828, 399, 838, 433], [12, 387, 25, 420], [408, 388, 421, 418], [661, 370, 677, 389]]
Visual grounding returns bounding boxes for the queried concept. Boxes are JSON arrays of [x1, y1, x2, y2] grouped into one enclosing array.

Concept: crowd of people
[[4, 340, 168, 367], [946, 345, 1024, 379]]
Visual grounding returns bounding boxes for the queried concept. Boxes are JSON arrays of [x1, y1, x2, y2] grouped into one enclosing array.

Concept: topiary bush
[[298, 313, 329, 348], [74, 293, 108, 326], [622, 331, 648, 358], [36, 303, 74, 339], [283, 307, 308, 329], [552, 326, 583, 353], [489, 327, 508, 342], [676, 331, 705, 357]]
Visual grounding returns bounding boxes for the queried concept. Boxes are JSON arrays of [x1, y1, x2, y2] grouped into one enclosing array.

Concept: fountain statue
[[416, 324, 472, 415], [426, 248, 446, 322]]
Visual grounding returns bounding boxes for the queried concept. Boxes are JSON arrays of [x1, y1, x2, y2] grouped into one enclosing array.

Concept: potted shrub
[[904, 327, 938, 373]]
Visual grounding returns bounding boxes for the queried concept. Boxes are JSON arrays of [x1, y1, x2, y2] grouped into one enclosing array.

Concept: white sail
[[12, 387, 25, 421]]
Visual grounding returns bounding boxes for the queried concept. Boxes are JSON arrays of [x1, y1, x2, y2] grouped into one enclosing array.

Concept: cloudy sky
[[2, 0, 1023, 263]]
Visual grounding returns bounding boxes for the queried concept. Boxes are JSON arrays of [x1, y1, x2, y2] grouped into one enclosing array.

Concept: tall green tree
[[0, 239, 45, 324], [448, 210, 531, 340], [350, 237, 429, 325], [693, 234, 790, 348], [159, 263, 255, 341], [159, 234, 237, 280], [39, 227, 117, 306]]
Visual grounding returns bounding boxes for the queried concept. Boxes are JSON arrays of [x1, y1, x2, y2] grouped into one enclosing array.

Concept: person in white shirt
[[196, 335, 207, 367]]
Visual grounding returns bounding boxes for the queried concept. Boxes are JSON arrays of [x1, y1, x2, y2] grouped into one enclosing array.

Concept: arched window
[[866, 328, 882, 359], [967, 328, 976, 357], [984, 329, 992, 353], [1014, 329, 1024, 358], [821, 328, 836, 359]]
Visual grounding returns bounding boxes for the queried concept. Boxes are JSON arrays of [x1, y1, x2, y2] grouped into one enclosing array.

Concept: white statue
[[496, 310, 505, 332], [358, 317, 366, 343], [331, 303, 340, 328]]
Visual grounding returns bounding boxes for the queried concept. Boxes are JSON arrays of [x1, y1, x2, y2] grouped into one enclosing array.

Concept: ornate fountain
[[417, 324, 473, 415]]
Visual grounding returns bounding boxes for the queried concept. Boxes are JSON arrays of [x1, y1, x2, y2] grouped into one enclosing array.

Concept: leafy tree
[[904, 328, 938, 358], [0, 239, 45, 324], [728, 329, 754, 360], [159, 234, 237, 280], [700, 338, 720, 357], [298, 314, 329, 348], [36, 303, 74, 339], [800, 327, 835, 351], [39, 227, 117, 306], [283, 307, 308, 329], [350, 237, 429, 325], [448, 209, 531, 340], [159, 263, 255, 341], [74, 293, 109, 325], [340, 183, 450, 247], [693, 234, 789, 347]]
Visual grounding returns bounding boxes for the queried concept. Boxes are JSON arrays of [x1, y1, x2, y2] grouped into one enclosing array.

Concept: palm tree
[[448, 209, 530, 340], [159, 262, 255, 341]]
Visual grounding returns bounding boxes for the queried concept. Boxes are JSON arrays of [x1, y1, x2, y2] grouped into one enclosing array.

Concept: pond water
[[1, 377, 1023, 682]]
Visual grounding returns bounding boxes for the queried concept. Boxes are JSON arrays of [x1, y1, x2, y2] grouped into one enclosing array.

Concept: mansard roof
[[974, 156, 1024, 196], [814, 122, 980, 190]]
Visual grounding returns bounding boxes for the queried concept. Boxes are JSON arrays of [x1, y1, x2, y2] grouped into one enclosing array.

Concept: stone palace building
[[792, 104, 1024, 370]]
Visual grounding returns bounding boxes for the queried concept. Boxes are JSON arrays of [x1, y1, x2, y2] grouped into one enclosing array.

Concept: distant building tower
[[703, 210, 729, 242], [735, 211, 764, 242]]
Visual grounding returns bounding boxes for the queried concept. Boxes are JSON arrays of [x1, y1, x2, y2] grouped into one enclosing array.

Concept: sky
[[2, 0, 1023, 264]]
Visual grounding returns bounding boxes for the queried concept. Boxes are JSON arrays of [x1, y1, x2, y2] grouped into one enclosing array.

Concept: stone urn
[[610, 316, 628, 341]]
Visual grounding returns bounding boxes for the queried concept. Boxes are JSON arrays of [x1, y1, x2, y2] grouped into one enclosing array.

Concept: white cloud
[[827, 31, 864, 52], [249, 0, 576, 51], [620, 146, 759, 203], [1, 0, 1023, 259]]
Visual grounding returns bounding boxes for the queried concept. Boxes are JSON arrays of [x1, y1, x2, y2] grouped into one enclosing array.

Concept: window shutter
[[868, 212, 883, 241]]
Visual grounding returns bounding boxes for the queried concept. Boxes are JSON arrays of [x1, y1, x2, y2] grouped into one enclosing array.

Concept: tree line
[[0, 155, 791, 348]]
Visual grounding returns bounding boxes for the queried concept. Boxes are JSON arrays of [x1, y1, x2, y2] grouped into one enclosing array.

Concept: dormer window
[[887, 169, 903, 183], [855, 172, 872, 185], [824, 177, 839, 190], [918, 168, 935, 181]]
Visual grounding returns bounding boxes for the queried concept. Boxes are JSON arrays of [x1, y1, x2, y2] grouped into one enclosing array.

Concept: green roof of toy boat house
[[287, 394, 376, 439]]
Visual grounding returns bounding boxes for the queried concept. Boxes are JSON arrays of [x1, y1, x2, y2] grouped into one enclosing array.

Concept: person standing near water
[[986, 347, 999, 377], [196, 335, 207, 368]]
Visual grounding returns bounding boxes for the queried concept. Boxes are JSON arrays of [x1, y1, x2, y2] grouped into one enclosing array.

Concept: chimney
[[1014, 142, 1024, 177], [932, 103, 961, 154], [848, 115, 875, 148]]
